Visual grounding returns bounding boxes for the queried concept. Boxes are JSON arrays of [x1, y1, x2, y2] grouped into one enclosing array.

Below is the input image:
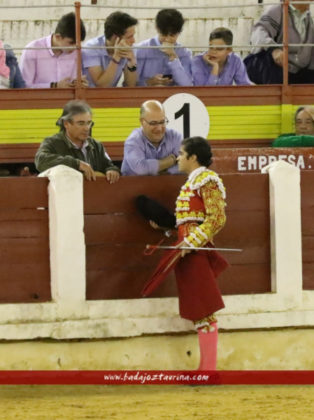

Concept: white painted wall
[[0, 160, 313, 341]]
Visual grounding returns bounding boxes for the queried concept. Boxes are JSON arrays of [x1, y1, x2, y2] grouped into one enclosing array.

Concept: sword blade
[[146, 245, 242, 252]]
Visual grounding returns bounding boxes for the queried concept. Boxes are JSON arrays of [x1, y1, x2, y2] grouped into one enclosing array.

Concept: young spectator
[[192, 27, 252, 86], [136, 9, 192, 87], [0, 41, 10, 88], [1, 41, 25, 88], [82, 11, 138, 87], [272, 106, 314, 147], [244, 0, 314, 84], [4, 45, 26, 88], [20, 12, 87, 88], [121, 100, 182, 175]]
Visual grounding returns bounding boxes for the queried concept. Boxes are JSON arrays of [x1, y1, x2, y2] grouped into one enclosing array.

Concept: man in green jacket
[[35, 100, 120, 182], [272, 106, 314, 147]]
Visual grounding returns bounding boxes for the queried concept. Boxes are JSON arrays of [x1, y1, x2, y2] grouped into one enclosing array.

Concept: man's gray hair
[[56, 100, 92, 130]]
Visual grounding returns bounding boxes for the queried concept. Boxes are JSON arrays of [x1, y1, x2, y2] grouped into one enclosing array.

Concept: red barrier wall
[[2, 169, 312, 303], [301, 171, 314, 289], [83, 174, 271, 300], [0, 178, 50, 303]]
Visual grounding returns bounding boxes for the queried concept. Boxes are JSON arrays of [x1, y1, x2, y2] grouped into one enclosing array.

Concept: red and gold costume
[[142, 166, 228, 327]]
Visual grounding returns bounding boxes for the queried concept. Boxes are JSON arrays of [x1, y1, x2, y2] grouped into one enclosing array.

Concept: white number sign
[[163, 93, 210, 139]]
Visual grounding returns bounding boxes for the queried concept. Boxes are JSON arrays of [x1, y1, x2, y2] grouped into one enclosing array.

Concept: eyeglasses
[[69, 120, 94, 128], [296, 120, 314, 126], [143, 118, 169, 127]]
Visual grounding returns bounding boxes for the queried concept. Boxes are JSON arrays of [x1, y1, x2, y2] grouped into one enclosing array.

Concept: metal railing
[[1, 0, 313, 94]]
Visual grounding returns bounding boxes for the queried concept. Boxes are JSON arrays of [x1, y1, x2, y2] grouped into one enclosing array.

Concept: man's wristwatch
[[127, 64, 137, 72]]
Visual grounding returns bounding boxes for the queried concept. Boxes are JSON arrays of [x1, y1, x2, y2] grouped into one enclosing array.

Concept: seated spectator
[[121, 100, 182, 175], [136, 9, 192, 87], [0, 41, 25, 88], [272, 106, 314, 147], [35, 100, 120, 183], [244, 0, 314, 84], [0, 41, 10, 88], [82, 11, 138, 87], [20, 12, 87, 88], [192, 27, 252, 86]]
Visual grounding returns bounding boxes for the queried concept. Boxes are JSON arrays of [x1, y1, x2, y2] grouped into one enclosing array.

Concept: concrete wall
[[1, 329, 314, 370]]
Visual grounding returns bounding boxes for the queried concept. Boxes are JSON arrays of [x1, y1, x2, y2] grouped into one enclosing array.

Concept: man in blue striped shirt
[[122, 100, 182, 175]]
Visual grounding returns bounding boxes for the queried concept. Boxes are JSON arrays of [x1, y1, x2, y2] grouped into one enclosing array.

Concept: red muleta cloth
[[141, 231, 229, 321]]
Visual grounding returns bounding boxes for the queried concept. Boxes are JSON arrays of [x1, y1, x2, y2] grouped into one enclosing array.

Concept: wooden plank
[[302, 237, 314, 262], [84, 175, 183, 214], [0, 266, 51, 303], [0, 84, 296, 111], [301, 171, 314, 290], [0, 178, 48, 208], [0, 208, 48, 221], [86, 269, 177, 300], [0, 220, 48, 238], [303, 263, 314, 290], [86, 262, 271, 300], [218, 264, 271, 294], [83, 174, 269, 214], [0, 238, 49, 264], [0, 88, 74, 110], [84, 211, 269, 264], [301, 171, 314, 205]]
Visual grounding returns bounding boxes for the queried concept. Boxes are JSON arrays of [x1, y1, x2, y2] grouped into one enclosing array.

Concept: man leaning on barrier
[[121, 100, 182, 175], [35, 100, 120, 183]]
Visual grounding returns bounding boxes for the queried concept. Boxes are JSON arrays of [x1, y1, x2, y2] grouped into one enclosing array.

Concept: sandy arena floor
[[0, 384, 313, 419]]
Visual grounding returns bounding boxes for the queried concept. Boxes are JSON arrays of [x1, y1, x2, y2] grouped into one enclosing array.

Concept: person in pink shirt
[[19, 12, 87, 88], [0, 40, 10, 88]]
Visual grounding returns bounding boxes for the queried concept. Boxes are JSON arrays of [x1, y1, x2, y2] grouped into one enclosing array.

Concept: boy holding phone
[[136, 9, 192, 87]]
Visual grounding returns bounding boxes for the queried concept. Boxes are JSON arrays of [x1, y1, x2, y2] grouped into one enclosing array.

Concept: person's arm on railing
[[250, 5, 283, 54]]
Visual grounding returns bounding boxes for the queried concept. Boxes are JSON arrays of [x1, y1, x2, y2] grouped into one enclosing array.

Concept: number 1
[[174, 103, 190, 138]]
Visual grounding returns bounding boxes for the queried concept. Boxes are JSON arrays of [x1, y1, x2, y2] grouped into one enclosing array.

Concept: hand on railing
[[71, 75, 89, 88], [79, 161, 96, 181]]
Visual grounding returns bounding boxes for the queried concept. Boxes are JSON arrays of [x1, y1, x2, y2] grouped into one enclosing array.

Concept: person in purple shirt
[[136, 9, 192, 87], [82, 11, 138, 87], [19, 12, 88, 89], [121, 100, 182, 175], [192, 27, 252, 86]]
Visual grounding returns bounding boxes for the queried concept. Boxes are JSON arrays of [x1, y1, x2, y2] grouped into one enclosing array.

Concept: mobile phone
[[162, 74, 172, 78]]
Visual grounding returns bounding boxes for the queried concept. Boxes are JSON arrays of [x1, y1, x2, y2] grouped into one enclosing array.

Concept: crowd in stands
[[1, 1, 314, 89]]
